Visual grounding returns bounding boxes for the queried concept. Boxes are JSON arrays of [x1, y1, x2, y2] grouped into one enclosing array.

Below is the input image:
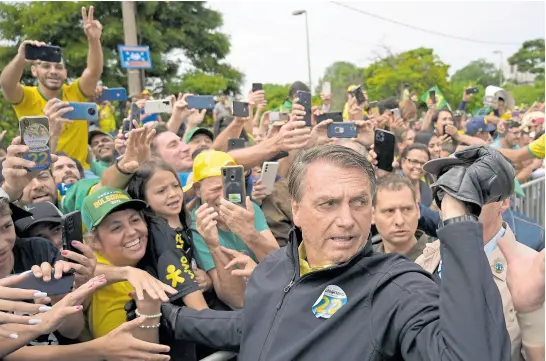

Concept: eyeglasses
[[404, 158, 426, 167]]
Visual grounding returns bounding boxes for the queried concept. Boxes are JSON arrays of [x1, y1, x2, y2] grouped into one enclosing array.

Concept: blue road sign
[[118, 45, 152, 69]]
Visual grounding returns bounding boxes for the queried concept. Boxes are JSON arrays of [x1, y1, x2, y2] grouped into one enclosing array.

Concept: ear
[[500, 198, 511, 214], [30, 65, 37, 78], [194, 182, 202, 199], [291, 199, 300, 227], [85, 231, 102, 252], [416, 201, 421, 220]]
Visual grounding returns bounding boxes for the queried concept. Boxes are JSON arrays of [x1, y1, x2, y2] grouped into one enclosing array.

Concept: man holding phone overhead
[[0, 6, 103, 170]]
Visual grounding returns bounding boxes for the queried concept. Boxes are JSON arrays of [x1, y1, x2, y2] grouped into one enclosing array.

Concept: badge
[[312, 285, 347, 319]]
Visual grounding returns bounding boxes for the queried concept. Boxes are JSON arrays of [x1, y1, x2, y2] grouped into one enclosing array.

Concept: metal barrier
[[199, 351, 237, 361], [511, 177, 545, 228]]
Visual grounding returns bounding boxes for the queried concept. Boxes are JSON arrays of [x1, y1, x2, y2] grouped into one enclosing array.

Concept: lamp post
[[493, 50, 503, 86], [292, 9, 312, 92]]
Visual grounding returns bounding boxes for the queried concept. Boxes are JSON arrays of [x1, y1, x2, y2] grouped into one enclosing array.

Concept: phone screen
[[19, 116, 51, 172]]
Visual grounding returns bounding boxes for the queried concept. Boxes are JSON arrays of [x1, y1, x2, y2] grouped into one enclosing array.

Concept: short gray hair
[[287, 145, 376, 203]]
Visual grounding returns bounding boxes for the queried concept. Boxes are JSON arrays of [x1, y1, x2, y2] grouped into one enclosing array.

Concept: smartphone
[[130, 103, 140, 125], [14, 272, 75, 296], [352, 85, 366, 105], [144, 99, 172, 114], [465, 87, 479, 95], [24, 44, 62, 63], [269, 112, 281, 122], [222, 165, 246, 208], [296, 90, 312, 126], [186, 96, 215, 110], [252, 83, 263, 92], [429, 90, 436, 104], [19, 116, 51, 172], [316, 112, 343, 123], [233, 101, 250, 117], [369, 101, 379, 116], [122, 118, 132, 135], [97, 88, 127, 102], [227, 138, 246, 151], [63, 102, 98, 121], [327, 122, 358, 138], [322, 82, 331, 96], [61, 211, 83, 257], [391, 108, 401, 119], [374, 129, 396, 172], [260, 162, 279, 195]]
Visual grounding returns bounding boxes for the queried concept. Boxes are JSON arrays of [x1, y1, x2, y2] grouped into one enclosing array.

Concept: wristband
[[438, 214, 478, 229], [115, 158, 133, 176], [139, 322, 161, 329], [135, 309, 161, 319]]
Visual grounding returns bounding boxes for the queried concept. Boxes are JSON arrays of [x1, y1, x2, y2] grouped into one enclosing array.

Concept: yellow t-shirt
[[298, 243, 334, 277], [528, 134, 545, 159], [88, 253, 134, 338], [98, 104, 117, 134], [12, 79, 90, 168]]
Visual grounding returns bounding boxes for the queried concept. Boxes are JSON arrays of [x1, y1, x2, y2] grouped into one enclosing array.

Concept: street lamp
[[493, 50, 503, 86], [292, 9, 312, 93]]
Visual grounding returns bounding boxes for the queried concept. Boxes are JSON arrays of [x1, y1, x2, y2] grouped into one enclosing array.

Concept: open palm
[[498, 238, 545, 313]]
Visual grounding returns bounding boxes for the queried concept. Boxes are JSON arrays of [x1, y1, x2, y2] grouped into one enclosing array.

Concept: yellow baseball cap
[[141, 89, 152, 96], [347, 85, 359, 92], [192, 150, 237, 183]]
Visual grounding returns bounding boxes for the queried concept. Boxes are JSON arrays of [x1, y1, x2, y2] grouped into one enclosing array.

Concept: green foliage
[[364, 48, 450, 104], [450, 59, 501, 88], [315, 62, 365, 110], [504, 80, 545, 105], [508, 38, 545, 77], [0, 1, 243, 93], [0, 95, 18, 141], [262, 83, 290, 112]]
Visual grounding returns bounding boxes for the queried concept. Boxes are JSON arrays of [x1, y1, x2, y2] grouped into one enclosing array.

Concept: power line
[[330, 1, 521, 46]]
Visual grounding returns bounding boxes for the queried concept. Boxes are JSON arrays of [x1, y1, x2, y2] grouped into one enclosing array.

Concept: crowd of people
[[0, 5, 545, 361]]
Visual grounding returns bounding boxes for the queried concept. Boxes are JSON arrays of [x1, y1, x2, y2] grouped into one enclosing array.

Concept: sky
[[205, 1, 545, 94]]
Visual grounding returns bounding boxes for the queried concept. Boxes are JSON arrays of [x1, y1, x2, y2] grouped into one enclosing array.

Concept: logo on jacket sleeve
[[312, 285, 347, 319]]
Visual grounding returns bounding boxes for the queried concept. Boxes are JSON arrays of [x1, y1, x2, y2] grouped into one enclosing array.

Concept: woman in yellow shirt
[[98, 101, 117, 134]]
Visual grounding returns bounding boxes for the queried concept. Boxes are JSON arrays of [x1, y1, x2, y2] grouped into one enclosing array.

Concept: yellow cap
[[192, 150, 237, 183], [141, 89, 152, 95], [347, 85, 359, 92]]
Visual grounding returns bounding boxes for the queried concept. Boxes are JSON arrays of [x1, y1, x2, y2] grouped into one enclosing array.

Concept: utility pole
[[121, 1, 142, 96]]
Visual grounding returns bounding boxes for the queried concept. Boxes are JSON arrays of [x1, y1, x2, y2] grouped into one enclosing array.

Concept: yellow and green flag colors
[[420, 85, 451, 110]]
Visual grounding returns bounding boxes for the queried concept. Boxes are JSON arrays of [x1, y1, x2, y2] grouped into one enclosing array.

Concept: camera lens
[[223, 169, 226, 176], [88, 108, 96, 116], [230, 175, 235, 181]]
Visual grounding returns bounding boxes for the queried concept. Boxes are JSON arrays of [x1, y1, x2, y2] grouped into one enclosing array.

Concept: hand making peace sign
[[82, 6, 103, 41]]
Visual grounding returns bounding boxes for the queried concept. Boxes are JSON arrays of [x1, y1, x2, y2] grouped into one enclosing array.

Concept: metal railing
[[199, 351, 237, 361], [511, 177, 545, 228]]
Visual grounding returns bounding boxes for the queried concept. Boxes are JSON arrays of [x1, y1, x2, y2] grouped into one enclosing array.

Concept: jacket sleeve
[[418, 203, 441, 238], [375, 221, 511, 361], [161, 303, 242, 352]]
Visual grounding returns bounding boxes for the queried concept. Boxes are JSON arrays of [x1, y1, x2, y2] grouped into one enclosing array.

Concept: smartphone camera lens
[[376, 132, 384, 142], [222, 169, 226, 176], [230, 175, 235, 181], [88, 108, 96, 116]]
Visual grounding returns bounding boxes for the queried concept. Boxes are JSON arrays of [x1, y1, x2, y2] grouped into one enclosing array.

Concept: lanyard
[[438, 225, 505, 279]]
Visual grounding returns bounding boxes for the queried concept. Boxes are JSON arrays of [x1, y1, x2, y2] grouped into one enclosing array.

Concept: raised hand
[[222, 246, 257, 278], [195, 203, 220, 249], [82, 6, 102, 41], [124, 267, 177, 302], [498, 238, 545, 313], [117, 124, 156, 174], [43, 98, 74, 142], [17, 40, 47, 63]]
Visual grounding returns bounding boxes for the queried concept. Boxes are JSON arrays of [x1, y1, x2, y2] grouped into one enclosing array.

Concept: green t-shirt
[[90, 159, 112, 178], [191, 201, 269, 272], [60, 178, 100, 215]]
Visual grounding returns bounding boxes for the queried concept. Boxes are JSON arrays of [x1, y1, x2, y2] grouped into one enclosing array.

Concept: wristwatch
[[438, 214, 479, 229]]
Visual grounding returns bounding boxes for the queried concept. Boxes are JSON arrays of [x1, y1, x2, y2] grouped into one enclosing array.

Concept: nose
[[335, 203, 355, 229], [30, 178, 43, 191], [393, 209, 405, 226]]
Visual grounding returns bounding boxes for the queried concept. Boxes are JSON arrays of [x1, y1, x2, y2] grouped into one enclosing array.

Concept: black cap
[[88, 130, 114, 145], [8, 202, 33, 222], [14, 202, 63, 234]]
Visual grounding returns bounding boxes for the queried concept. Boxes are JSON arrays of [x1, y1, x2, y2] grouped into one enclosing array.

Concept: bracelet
[[139, 322, 161, 329], [135, 309, 162, 319], [115, 158, 133, 176]]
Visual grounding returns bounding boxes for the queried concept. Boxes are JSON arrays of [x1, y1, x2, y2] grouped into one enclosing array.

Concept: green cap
[[184, 127, 214, 144], [81, 187, 147, 230]]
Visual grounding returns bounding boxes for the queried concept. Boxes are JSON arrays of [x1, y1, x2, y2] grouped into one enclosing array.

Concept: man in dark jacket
[[161, 145, 542, 361]]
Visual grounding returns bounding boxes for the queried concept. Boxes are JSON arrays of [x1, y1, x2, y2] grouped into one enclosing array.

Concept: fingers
[[38, 263, 52, 281], [150, 280, 171, 303], [0, 299, 50, 314], [88, 6, 94, 21], [134, 282, 145, 302], [0, 311, 43, 325], [497, 237, 519, 265]]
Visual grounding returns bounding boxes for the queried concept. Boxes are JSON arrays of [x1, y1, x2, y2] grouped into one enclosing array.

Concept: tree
[[450, 59, 501, 89], [508, 38, 545, 79], [315, 62, 365, 110], [364, 48, 450, 105], [0, 1, 243, 93]]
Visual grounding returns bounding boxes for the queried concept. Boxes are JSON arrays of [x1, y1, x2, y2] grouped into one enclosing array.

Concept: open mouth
[[32, 194, 51, 202], [123, 237, 143, 250], [166, 200, 181, 209], [329, 236, 356, 243]]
